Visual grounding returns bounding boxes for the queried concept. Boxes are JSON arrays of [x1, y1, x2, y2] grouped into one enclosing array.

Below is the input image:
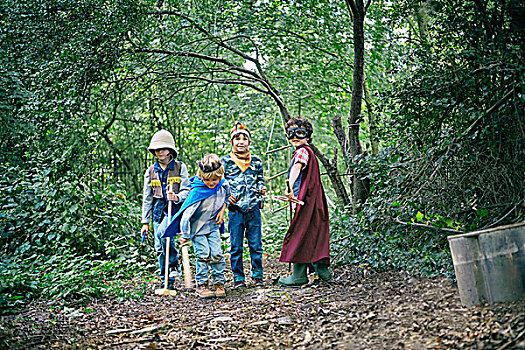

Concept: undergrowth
[[0, 159, 156, 315]]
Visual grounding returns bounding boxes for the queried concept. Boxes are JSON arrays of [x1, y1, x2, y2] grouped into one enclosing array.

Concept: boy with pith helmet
[[221, 122, 266, 288], [141, 130, 190, 289]]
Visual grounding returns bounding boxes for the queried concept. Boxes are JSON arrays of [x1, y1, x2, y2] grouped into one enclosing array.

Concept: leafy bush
[[0, 155, 154, 314], [330, 149, 458, 278], [261, 201, 288, 258]]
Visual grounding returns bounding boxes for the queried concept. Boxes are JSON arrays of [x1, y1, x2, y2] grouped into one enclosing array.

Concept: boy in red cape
[[278, 118, 332, 286]]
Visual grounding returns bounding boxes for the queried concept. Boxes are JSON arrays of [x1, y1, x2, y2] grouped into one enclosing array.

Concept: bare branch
[[459, 87, 517, 139], [345, 0, 357, 17], [395, 218, 463, 234], [222, 34, 260, 62], [365, 0, 372, 13], [160, 83, 211, 103], [176, 74, 269, 94], [274, 28, 349, 62], [144, 11, 255, 61]]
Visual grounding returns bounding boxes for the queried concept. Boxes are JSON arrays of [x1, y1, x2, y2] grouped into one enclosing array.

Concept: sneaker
[[195, 283, 215, 298], [253, 278, 264, 287], [214, 283, 226, 298], [233, 280, 246, 289]]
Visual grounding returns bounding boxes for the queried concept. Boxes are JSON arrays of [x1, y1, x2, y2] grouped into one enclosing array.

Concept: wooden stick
[[270, 204, 289, 214], [155, 184, 177, 296], [162, 189, 172, 290], [266, 170, 287, 181], [274, 195, 304, 206], [264, 144, 292, 155], [266, 113, 277, 154], [286, 182, 293, 222], [181, 242, 193, 290], [395, 217, 462, 233]]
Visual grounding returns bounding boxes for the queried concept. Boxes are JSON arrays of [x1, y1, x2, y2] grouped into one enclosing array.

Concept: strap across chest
[[149, 162, 181, 198]]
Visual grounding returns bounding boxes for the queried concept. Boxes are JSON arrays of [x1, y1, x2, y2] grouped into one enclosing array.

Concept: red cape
[[279, 145, 330, 265]]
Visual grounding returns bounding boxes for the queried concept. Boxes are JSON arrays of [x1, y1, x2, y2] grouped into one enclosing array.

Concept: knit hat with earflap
[[147, 130, 178, 158], [230, 122, 251, 140]]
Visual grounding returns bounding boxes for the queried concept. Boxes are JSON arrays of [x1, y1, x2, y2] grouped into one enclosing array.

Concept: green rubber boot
[[278, 263, 308, 287], [313, 262, 332, 282]]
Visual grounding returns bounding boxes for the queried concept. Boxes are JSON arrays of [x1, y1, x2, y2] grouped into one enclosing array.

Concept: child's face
[[231, 134, 250, 153], [154, 149, 171, 164], [203, 176, 221, 189], [287, 125, 308, 148]]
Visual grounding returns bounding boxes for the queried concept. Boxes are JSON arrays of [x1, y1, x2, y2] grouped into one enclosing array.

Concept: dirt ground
[[1, 258, 524, 350]]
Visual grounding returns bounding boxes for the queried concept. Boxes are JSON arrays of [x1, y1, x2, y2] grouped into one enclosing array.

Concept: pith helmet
[[147, 130, 178, 158]]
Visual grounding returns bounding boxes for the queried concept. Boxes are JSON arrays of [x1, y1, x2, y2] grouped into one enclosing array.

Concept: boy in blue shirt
[[221, 123, 266, 288]]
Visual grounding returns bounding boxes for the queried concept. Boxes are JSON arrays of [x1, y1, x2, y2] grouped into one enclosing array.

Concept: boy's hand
[[167, 191, 178, 202], [285, 186, 294, 200], [215, 210, 225, 225], [141, 224, 149, 235], [179, 237, 189, 245], [260, 188, 267, 195], [228, 195, 237, 205]]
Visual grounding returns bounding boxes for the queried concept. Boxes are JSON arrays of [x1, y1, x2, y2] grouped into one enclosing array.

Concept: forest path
[[1, 258, 524, 349]]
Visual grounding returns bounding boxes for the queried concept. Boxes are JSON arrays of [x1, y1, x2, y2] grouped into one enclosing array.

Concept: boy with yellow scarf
[[221, 122, 266, 288]]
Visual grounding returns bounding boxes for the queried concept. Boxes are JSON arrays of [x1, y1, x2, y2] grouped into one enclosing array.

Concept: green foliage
[[0, 154, 153, 313], [0, 253, 152, 313], [1, 0, 155, 313], [331, 209, 454, 278], [261, 204, 288, 258], [331, 151, 457, 277], [0, 157, 138, 255], [379, 0, 525, 228]]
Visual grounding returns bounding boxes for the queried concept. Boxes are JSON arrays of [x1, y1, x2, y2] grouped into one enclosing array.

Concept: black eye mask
[[286, 127, 309, 140]]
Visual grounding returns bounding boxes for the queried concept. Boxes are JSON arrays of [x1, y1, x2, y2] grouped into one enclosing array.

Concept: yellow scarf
[[230, 151, 251, 173]]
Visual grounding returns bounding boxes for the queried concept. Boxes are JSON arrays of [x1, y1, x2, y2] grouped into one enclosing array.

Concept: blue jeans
[[154, 217, 180, 283], [228, 207, 263, 282], [192, 229, 225, 286]]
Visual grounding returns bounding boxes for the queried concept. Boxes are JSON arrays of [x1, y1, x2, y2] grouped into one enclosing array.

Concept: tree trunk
[[414, 1, 431, 42], [363, 76, 379, 156], [346, 0, 370, 204], [332, 114, 351, 171]]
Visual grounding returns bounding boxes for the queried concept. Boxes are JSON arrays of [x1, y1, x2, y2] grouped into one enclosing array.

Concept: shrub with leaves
[[0, 153, 152, 313], [331, 149, 458, 278]]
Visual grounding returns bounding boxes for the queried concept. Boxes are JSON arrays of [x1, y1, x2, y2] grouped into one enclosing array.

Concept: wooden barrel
[[447, 222, 525, 306]]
